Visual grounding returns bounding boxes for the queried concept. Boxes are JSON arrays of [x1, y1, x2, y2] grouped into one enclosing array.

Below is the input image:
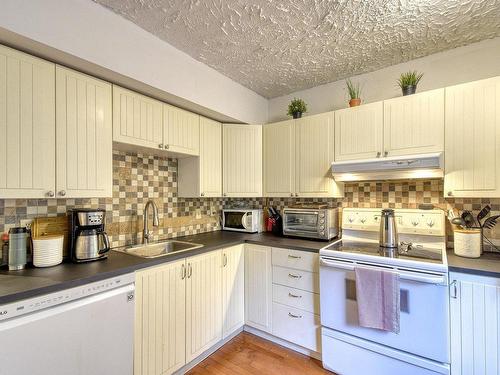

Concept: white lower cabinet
[[222, 245, 245, 338], [450, 272, 500, 375], [185, 250, 223, 362], [134, 259, 186, 375], [245, 244, 273, 333]]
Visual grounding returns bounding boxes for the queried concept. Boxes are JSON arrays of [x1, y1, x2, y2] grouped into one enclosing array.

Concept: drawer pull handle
[[288, 273, 302, 279], [288, 293, 302, 298], [288, 255, 302, 259], [288, 312, 302, 319]]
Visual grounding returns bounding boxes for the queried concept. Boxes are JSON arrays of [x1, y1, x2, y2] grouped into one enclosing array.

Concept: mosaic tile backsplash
[[0, 151, 499, 249]]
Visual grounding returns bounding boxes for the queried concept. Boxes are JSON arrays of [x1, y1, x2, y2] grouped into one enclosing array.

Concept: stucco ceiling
[[94, 0, 500, 98]]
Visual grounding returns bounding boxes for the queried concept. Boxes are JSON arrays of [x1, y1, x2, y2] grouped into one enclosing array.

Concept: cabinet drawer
[[272, 284, 319, 314], [272, 266, 319, 293], [272, 248, 319, 272], [272, 302, 321, 352]]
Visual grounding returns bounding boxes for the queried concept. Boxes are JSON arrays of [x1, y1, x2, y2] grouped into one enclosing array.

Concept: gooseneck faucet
[[143, 200, 159, 244]]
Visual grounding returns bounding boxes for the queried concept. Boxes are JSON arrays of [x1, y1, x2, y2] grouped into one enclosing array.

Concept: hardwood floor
[[186, 332, 333, 375]]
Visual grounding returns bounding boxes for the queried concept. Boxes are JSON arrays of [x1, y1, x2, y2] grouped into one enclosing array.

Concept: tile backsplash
[[1, 151, 499, 250]]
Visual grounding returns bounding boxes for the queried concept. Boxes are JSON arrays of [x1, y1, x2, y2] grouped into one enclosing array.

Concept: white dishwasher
[[0, 273, 135, 375]]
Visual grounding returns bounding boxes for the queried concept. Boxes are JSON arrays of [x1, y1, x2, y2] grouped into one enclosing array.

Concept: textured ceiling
[[94, 0, 500, 98]]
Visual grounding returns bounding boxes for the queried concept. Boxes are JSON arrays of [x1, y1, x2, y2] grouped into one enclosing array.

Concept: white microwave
[[222, 209, 263, 233]]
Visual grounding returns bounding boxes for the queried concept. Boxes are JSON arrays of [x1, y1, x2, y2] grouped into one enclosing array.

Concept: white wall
[[268, 37, 500, 122], [0, 0, 268, 124]]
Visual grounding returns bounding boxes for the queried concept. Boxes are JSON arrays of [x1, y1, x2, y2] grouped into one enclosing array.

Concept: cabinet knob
[[164, 144, 169, 150], [447, 191, 453, 197], [47, 191, 55, 198], [290, 193, 294, 197], [376, 152, 381, 158], [59, 190, 66, 197], [201, 192, 205, 197], [223, 193, 227, 197], [384, 151, 388, 157], [295, 193, 299, 197], [158, 143, 164, 149]]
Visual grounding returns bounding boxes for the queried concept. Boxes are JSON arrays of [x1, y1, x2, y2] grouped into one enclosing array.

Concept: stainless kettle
[[379, 209, 398, 248]]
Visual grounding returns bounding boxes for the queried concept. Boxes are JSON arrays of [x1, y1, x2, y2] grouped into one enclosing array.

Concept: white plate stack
[[32, 235, 64, 267]]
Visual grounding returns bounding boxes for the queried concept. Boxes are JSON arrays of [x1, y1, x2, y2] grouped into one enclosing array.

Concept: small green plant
[[397, 71, 424, 89], [346, 79, 361, 99], [287, 98, 307, 118]]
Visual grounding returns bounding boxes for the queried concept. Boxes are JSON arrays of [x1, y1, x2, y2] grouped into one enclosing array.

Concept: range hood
[[331, 152, 443, 182]]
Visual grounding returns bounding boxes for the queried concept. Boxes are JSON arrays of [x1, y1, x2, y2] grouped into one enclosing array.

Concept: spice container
[[8, 227, 28, 270]]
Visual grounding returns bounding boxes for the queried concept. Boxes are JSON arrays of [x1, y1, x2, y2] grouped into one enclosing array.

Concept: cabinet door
[[263, 120, 295, 197], [223, 124, 262, 197], [163, 104, 199, 156], [200, 117, 222, 196], [55, 66, 112, 198], [334, 101, 383, 161], [222, 245, 245, 338], [450, 272, 500, 375], [295, 112, 343, 197], [112, 85, 163, 150], [445, 77, 500, 198], [186, 250, 223, 362], [135, 260, 186, 375], [384, 88, 444, 157], [245, 244, 272, 333], [0, 44, 55, 198]]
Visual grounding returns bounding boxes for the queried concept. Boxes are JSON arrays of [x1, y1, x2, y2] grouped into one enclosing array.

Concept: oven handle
[[320, 258, 448, 286]]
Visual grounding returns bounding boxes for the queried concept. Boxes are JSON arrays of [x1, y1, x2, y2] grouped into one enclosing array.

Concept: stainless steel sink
[[114, 240, 203, 258]]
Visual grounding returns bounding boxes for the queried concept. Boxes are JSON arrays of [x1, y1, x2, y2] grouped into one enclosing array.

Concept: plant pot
[[349, 98, 361, 107], [292, 112, 302, 119], [402, 85, 417, 96]]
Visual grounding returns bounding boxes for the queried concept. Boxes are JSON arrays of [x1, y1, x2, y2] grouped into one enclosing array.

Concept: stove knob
[[360, 217, 367, 224], [411, 219, 419, 227], [427, 218, 435, 228], [348, 216, 355, 223]]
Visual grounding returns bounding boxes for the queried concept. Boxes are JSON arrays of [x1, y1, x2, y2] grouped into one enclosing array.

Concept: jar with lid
[[8, 227, 28, 270]]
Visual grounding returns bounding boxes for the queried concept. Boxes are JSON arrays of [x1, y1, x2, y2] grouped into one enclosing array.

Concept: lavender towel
[[354, 267, 400, 334]]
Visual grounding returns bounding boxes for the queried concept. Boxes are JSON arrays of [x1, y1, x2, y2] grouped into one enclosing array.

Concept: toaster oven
[[283, 206, 339, 240]]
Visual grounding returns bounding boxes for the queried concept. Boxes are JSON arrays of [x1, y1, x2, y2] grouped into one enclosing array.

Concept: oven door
[[223, 211, 250, 232], [283, 210, 320, 237], [319, 256, 450, 363]]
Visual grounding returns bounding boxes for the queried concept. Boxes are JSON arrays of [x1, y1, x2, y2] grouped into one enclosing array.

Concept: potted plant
[[346, 79, 361, 107], [287, 98, 307, 119], [397, 71, 424, 96]]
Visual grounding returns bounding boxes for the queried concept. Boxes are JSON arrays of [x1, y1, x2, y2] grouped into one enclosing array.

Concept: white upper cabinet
[[263, 120, 295, 197], [112, 85, 163, 150], [444, 76, 500, 197], [383, 88, 444, 157], [295, 112, 343, 197], [55, 66, 112, 198], [0, 44, 56, 199], [178, 116, 222, 197], [335, 101, 383, 161], [223, 124, 262, 197], [163, 104, 200, 156]]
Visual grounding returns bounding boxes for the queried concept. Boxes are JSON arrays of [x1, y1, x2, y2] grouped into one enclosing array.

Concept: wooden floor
[[186, 332, 333, 375]]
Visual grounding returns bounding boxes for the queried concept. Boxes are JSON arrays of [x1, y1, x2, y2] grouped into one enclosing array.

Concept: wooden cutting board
[[32, 216, 70, 258]]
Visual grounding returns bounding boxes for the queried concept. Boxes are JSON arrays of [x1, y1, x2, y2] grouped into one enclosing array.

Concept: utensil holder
[[454, 229, 482, 258]]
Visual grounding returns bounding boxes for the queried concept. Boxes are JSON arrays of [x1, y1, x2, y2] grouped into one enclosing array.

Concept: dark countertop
[[447, 249, 500, 278], [0, 231, 335, 305]]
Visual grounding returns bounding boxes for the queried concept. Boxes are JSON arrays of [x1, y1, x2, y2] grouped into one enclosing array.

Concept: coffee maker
[[68, 209, 110, 263]]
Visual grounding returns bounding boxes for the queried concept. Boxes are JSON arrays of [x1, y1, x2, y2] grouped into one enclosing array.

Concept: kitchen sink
[[115, 240, 204, 258]]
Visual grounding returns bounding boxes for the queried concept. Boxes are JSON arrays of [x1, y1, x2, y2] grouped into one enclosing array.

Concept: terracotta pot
[[292, 112, 303, 119], [349, 98, 361, 107]]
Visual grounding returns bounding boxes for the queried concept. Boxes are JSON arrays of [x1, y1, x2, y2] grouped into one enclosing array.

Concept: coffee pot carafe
[[379, 209, 399, 248], [69, 209, 110, 263]]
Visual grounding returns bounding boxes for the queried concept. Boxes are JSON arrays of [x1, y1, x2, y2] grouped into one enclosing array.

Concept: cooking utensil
[[477, 205, 491, 225], [461, 211, 476, 228], [451, 217, 467, 229], [483, 215, 500, 230]]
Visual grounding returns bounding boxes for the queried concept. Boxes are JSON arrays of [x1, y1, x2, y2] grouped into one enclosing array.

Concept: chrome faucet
[[143, 200, 159, 244]]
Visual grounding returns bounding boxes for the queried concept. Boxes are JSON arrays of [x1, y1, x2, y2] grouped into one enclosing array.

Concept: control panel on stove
[[342, 208, 445, 236]]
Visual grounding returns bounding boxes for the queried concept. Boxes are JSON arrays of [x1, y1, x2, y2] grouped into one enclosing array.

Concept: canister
[[454, 229, 482, 258], [8, 227, 28, 270]]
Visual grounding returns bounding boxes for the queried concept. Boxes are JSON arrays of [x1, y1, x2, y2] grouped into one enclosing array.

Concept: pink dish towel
[[354, 267, 400, 334]]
